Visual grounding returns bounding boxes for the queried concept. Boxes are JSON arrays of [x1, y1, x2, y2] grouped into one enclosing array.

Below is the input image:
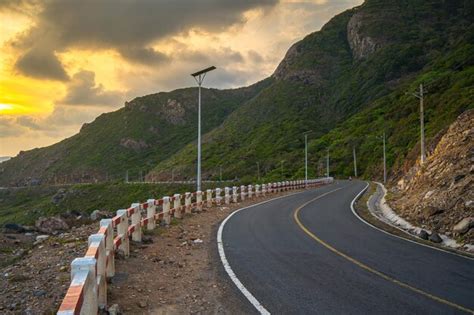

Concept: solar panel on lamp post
[[191, 66, 216, 192]]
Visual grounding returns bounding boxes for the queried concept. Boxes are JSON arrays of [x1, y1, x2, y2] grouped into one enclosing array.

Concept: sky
[[0, 0, 362, 157]]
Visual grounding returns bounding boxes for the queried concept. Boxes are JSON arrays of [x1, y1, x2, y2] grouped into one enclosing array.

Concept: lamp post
[[303, 131, 312, 187], [191, 66, 216, 192], [326, 148, 330, 178]]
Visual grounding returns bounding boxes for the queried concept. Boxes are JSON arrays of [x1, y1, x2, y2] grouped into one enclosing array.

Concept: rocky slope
[[390, 109, 473, 244]]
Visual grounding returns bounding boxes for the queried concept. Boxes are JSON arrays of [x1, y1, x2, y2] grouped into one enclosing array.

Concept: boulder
[[90, 210, 110, 221], [35, 235, 49, 243], [51, 189, 67, 204], [422, 206, 444, 219], [429, 232, 442, 243], [418, 230, 429, 240], [3, 223, 26, 234], [452, 217, 474, 234], [35, 216, 70, 234], [108, 304, 121, 315]]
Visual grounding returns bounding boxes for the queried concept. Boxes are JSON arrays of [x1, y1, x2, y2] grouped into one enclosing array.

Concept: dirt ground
[[107, 191, 298, 314], [0, 189, 301, 314]]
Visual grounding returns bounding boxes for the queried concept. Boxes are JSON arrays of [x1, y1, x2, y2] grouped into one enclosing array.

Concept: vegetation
[[0, 181, 239, 226], [1, 0, 473, 223], [151, 0, 474, 183]]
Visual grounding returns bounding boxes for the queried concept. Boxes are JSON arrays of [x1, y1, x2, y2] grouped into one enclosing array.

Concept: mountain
[[0, 80, 271, 186], [149, 0, 474, 182], [2, 0, 473, 186]]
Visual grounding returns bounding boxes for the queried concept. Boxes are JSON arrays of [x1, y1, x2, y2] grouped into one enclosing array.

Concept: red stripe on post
[[58, 284, 84, 314], [112, 215, 121, 227]]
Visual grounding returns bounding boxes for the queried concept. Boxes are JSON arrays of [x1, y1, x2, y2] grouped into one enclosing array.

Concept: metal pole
[[326, 149, 329, 178], [353, 146, 358, 177], [197, 78, 202, 191], [281, 161, 284, 180], [172, 168, 174, 183], [305, 134, 308, 186], [383, 132, 387, 184], [419, 83, 425, 164], [219, 166, 222, 182], [125, 170, 129, 183]]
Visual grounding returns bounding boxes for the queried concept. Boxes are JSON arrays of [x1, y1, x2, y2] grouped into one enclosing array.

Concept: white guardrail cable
[[57, 178, 333, 314]]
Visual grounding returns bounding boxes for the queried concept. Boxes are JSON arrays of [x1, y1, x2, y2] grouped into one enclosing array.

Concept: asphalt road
[[220, 180, 474, 314]]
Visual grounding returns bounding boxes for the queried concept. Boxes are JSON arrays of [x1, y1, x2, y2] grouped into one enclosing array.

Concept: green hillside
[[150, 0, 474, 183], [0, 79, 271, 186]]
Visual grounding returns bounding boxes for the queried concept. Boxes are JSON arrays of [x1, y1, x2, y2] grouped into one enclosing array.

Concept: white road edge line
[[350, 182, 474, 261], [217, 189, 316, 315]]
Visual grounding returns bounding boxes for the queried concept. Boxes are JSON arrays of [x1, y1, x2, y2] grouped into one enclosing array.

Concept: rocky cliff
[[390, 109, 474, 244]]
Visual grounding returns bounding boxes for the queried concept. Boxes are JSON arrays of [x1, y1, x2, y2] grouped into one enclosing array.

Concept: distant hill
[[0, 157, 10, 163], [1, 0, 473, 186]]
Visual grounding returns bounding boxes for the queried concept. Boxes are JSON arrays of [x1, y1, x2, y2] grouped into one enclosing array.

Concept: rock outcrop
[[347, 12, 381, 60], [390, 109, 474, 244]]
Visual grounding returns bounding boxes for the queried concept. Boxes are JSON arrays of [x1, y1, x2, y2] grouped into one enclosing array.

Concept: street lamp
[[191, 66, 216, 192], [303, 130, 313, 187]]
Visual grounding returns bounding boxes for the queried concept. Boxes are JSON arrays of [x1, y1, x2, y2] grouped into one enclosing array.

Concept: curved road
[[220, 180, 474, 314]]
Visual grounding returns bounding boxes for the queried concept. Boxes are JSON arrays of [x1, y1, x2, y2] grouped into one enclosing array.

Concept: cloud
[[15, 47, 69, 81], [0, 116, 26, 137], [60, 70, 124, 107], [10, 0, 278, 79]]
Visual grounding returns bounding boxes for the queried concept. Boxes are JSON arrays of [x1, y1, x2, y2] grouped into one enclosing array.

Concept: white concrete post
[[262, 184, 266, 196], [162, 197, 171, 224], [173, 194, 182, 219], [216, 188, 222, 205], [196, 191, 203, 212], [224, 187, 231, 204], [232, 186, 238, 203], [240, 185, 246, 201], [255, 184, 260, 197], [87, 234, 106, 308], [130, 203, 142, 242], [116, 209, 129, 257], [100, 219, 115, 278], [146, 199, 156, 230], [267, 183, 272, 194], [70, 257, 97, 315], [247, 185, 253, 199], [185, 192, 192, 214], [206, 189, 213, 208]]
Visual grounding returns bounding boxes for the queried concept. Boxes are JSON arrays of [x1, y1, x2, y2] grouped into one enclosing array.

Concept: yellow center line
[[293, 189, 474, 314]]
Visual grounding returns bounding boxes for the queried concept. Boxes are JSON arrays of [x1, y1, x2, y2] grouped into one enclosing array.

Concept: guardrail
[[57, 178, 333, 314]]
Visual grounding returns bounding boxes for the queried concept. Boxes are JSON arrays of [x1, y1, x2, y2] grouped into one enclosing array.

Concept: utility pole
[[411, 83, 426, 164], [171, 168, 174, 183], [326, 148, 329, 178], [281, 160, 284, 180], [383, 132, 387, 184], [125, 170, 129, 183], [353, 146, 358, 177], [219, 166, 222, 182], [256, 162, 260, 181], [303, 131, 312, 187]]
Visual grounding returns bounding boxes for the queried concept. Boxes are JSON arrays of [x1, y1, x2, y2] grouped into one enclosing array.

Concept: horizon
[[0, 0, 362, 157]]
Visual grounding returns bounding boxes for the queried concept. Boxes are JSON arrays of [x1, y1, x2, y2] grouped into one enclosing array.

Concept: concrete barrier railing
[[57, 177, 333, 314]]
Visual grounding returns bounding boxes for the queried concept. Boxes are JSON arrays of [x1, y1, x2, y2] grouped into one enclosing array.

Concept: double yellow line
[[293, 187, 473, 314]]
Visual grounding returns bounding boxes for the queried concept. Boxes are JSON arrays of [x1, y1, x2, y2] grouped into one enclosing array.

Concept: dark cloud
[[15, 47, 69, 81], [60, 71, 124, 107], [11, 0, 278, 79], [119, 47, 169, 65]]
